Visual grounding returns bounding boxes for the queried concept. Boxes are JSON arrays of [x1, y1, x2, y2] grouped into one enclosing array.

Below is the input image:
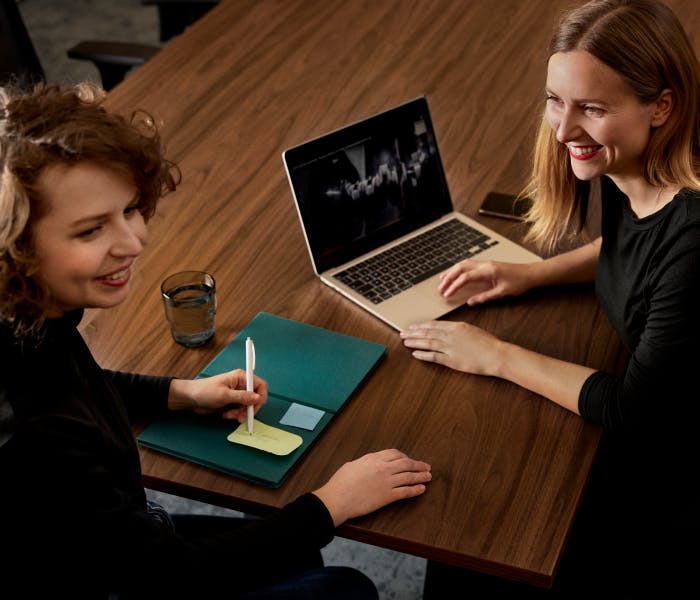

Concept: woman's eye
[[584, 105, 604, 116], [77, 226, 100, 238]]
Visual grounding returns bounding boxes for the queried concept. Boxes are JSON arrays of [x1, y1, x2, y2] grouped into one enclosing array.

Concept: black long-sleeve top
[[581, 178, 700, 431], [575, 177, 699, 576], [0, 310, 335, 599]]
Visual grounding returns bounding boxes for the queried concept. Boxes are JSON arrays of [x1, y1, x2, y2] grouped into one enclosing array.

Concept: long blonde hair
[[523, 0, 700, 254]]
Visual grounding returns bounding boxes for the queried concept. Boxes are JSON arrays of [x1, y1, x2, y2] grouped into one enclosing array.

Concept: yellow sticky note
[[227, 419, 303, 456]]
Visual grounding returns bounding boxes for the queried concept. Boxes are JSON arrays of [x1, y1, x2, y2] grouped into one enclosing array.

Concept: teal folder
[[137, 312, 387, 488]]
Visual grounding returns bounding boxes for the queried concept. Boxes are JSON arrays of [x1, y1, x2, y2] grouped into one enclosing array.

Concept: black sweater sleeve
[[579, 190, 700, 434], [105, 369, 172, 422]]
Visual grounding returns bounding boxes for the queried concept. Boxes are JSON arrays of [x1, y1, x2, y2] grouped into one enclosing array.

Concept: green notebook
[[137, 312, 387, 488]]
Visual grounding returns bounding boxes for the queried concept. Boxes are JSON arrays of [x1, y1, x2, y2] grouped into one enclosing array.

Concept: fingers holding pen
[[222, 372, 268, 422], [180, 369, 268, 421]]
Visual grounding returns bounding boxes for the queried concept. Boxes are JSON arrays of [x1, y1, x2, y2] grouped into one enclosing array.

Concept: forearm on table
[[492, 339, 595, 415], [529, 238, 601, 288]]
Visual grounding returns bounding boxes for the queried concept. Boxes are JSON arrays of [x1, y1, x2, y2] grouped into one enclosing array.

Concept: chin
[[570, 166, 602, 182], [89, 293, 130, 310]]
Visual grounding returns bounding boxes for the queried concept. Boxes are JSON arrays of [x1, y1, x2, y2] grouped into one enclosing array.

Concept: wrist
[[523, 259, 547, 290], [311, 487, 345, 527], [167, 378, 196, 411], [491, 339, 517, 380]]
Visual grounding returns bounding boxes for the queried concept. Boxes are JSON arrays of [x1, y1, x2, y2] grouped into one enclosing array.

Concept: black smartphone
[[478, 191, 532, 221]]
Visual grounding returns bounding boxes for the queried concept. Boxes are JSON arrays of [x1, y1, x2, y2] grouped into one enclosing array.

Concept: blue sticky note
[[280, 403, 325, 431]]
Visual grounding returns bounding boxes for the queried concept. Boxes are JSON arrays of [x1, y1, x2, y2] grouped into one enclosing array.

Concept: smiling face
[[545, 50, 666, 184], [32, 161, 148, 316]]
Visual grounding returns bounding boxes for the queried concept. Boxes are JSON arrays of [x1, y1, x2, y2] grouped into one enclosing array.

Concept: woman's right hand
[[312, 449, 432, 527], [438, 259, 537, 305]]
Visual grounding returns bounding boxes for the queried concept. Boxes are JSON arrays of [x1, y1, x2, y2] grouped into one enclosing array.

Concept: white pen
[[245, 336, 255, 434]]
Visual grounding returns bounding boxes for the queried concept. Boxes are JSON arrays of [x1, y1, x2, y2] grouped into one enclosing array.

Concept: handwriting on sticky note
[[227, 419, 303, 456]]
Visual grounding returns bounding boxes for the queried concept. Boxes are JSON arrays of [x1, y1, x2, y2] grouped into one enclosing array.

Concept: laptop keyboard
[[333, 218, 498, 304]]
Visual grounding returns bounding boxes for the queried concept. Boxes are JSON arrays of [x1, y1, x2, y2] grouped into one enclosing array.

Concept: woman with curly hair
[[0, 82, 431, 599]]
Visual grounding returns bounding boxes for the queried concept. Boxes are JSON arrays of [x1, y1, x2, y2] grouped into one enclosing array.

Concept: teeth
[[103, 268, 128, 281], [569, 145, 600, 156]]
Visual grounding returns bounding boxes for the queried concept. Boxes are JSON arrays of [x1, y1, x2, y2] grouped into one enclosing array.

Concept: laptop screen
[[284, 97, 453, 272]]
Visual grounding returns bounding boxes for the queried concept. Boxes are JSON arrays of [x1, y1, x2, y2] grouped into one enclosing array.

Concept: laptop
[[282, 96, 542, 331]]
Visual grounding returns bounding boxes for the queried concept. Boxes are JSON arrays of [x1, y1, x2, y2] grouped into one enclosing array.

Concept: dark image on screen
[[293, 115, 449, 271]]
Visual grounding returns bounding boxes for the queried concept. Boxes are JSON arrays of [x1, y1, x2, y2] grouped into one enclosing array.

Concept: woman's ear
[[651, 88, 673, 127]]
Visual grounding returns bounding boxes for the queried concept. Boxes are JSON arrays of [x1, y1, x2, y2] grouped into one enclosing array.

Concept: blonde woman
[[404, 0, 699, 595]]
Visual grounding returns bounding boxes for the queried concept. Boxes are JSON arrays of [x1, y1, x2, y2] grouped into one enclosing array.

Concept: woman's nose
[[112, 220, 145, 256], [555, 109, 580, 143]]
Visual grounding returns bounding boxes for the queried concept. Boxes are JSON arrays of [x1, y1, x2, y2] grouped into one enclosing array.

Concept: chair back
[[0, 0, 45, 88]]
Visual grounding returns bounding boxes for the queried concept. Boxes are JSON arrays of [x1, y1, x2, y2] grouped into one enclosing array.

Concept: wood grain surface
[[77, 0, 699, 587]]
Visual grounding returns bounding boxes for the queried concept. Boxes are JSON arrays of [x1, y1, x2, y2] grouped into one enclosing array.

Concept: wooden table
[[78, 0, 698, 588]]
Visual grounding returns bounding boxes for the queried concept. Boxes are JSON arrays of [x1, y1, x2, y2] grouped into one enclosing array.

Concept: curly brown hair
[[0, 81, 180, 338]]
